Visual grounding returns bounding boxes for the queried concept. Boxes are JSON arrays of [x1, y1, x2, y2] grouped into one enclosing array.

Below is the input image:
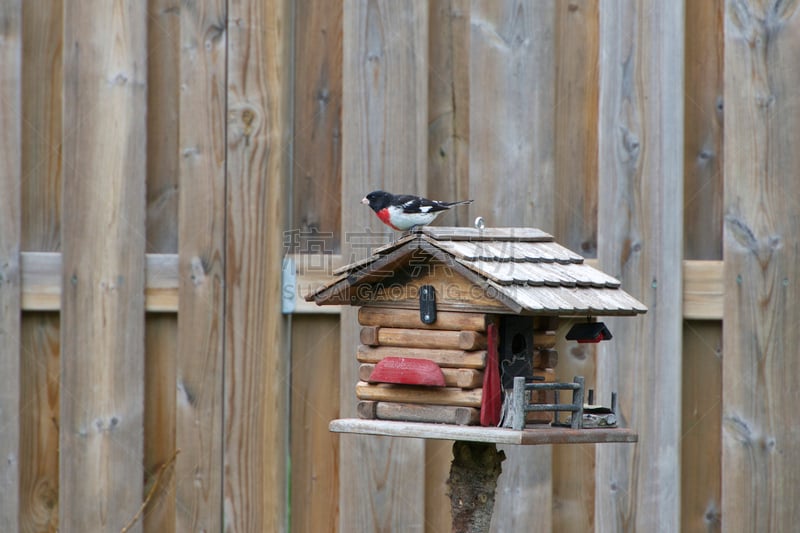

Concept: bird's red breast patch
[[376, 208, 401, 230]]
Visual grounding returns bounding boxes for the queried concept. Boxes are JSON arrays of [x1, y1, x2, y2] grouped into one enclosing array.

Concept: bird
[[361, 190, 473, 231]]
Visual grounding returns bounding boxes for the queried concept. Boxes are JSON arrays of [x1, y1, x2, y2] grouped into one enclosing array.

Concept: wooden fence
[[1, 0, 798, 532]]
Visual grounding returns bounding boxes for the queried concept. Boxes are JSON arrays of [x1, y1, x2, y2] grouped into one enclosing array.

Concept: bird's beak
[[361, 197, 369, 205]]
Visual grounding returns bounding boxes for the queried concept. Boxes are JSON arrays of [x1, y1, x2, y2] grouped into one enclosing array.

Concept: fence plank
[[682, 2, 723, 531], [468, 2, 556, 531], [176, 0, 226, 530], [144, 3, 180, 532], [291, 316, 340, 533], [19, 1, 61, 531], [0, 1, 22, 530], [722, 2, 800, 531], [59, 1, 148, 530], [341, 1, 428, 531], [596, 2, 684, 532], [225, 0, 291, 530], [551, 2, 599, 531], [427, 0, 470, 225], [292, 0, 343, 252]]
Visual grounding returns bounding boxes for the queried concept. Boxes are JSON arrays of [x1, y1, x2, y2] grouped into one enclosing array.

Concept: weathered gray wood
[[176, 0, 226, 530], [0, 1, 22, 530], [224, 0, 292, 530], [596, 1, 684, 532], [330, 418, 638, 445], [468, 2, 557, 530], [722, 1, 800, 531], [341, 1, 429, 530], [59, 1, 148, 530]]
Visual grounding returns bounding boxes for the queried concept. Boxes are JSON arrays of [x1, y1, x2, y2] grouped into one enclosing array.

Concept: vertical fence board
[[426, 2, 470, 529], [341, 1, 428, 531], [551, 2, 599, 531], [176, 0, 227, 530], [722, 2, 800, 531], [59, 1, 148, 530], [0, 1, 22, 531], [684, 0, 724, 261], [293, 0, 343, 251], [291, 316, 340, 533], [682, 2, 724, 532], [19, 2, 61, 532], [681, 321, 722, 533], [144, 3, 180, 532], [468, 2, 556, 531], [427, 0, 470, 224], [596, 2, 684, 532], [225, 0, 291, 530]]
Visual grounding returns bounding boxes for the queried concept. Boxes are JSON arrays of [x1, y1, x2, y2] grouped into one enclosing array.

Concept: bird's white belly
[[387, 206, 439, 230]]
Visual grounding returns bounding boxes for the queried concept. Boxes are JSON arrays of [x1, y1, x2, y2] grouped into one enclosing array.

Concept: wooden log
[[361, 364, 483, 389], [369, 357, 446, 387], [533, 348, 558, 369], [533, 330, 557, 349], [449, 441, 505, 533], [361, 326, 487, 351], [359, 307, 486, 331], [375, 402, 480, 426], [356, 382, 482, 408], [358, 345, 486, 369], [357, 400, 377, 420], [528, 368, 557, 424]]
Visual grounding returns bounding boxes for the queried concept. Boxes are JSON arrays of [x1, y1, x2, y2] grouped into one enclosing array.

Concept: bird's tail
[[445, 199, 473, 207]]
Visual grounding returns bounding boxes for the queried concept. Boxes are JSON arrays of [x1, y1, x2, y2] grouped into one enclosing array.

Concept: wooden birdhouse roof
[[306, 227, 647, 316]]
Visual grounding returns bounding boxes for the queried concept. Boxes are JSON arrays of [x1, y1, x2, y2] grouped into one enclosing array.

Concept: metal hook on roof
[[474, 216, 485, 231]]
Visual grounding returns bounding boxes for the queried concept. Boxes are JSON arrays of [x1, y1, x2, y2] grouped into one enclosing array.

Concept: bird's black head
[[361, 190, 392, 212]]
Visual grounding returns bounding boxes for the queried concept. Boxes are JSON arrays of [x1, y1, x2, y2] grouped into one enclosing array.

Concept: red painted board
[[480, 322, 502, 426], [369, 357, 446, 387]]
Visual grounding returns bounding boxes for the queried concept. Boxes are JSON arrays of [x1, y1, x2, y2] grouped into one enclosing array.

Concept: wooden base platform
[[329, 418, 637, 445]]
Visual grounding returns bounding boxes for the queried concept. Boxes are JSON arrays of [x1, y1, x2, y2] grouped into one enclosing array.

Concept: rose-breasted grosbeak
[[361, 190, 473, 231]]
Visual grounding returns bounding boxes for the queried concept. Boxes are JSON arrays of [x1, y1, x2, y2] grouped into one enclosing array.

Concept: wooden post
[[176, 0, 226, 530], [60, 1, 148, 530], [0, 1, 22, 530], [722, 1, 800, 530], [341, 1, 429, 531], [596, 1, 684, 531], [448, 441, 505, 533]]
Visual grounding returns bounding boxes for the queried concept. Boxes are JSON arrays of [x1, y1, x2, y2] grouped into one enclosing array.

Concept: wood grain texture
[[684, 0, 724, 261], [0, 2, 22, 529], [59, 1, 148, 530], [596, 2, 684, 532], [176, 0, 226, 530], [341, 1, 429, 531], [291, 316, 340, 533], [467, 3, 557, 531], [469, 0, 555, 230], [427, 0, 470, 225], [144, 3, 180, 532], [225, 0, 291, 530], [722, 1, 800, 531], [292, 0, 343, 252], [553, 0, 599, 258], [682, 321, 722, 533], [19, 1, 61, 531]]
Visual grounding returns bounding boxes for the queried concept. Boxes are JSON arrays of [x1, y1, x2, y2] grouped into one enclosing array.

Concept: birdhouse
[[306, 227, 646, 431]]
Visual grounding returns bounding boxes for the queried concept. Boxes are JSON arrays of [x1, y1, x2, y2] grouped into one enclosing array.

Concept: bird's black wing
[[394, 195, 451, 214]]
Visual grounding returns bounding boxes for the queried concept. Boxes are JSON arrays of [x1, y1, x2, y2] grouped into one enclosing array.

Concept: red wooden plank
[[369, 357, 446, 387]]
